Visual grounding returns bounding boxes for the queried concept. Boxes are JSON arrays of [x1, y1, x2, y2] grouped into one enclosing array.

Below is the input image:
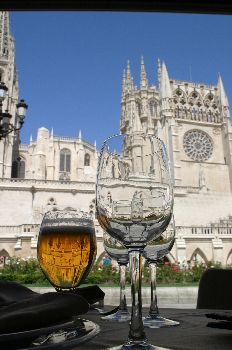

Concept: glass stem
[[149, 262, 159, 316], [119, 263, 128, 312], [128, 248, 146, 342]]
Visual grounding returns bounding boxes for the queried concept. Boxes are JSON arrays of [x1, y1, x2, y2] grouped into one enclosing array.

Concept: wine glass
[[96, 133, 173, 350], [102, 231, 130, 322], [37, 207, 97, 291], [143, 217, 180, 328]]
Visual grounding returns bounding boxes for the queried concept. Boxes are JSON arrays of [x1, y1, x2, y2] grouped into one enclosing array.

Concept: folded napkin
[[0, 292, 89, 334], [0, 281, 105, 334], [207, 321, 232, 330], [75, 285, 105, 305], [0, 281, 38, 307], [206, 311, 232, 321]]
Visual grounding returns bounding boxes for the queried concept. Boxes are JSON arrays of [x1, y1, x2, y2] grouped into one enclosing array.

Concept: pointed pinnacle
[[140, 56, 148, 89]]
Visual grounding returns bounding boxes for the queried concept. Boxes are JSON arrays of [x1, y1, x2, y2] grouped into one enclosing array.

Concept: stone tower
[[120, 57, 232, 194], [0, 11, 20, 178]]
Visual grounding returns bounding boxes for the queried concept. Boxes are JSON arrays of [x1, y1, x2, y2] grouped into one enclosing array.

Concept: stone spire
[[78, 130, 82, 140], [217, 74, 229, 107], [0, 12, 10, 59], [160, 61, 172, 99], [125, 60, 134, 92], [157, 58, 161, 90], [121, 69, 126, 97], [0, 12, 19, 179], [140, 56, 148, 89]]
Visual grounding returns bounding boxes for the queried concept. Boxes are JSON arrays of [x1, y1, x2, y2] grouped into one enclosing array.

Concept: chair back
[[197, 268, 232, 309]]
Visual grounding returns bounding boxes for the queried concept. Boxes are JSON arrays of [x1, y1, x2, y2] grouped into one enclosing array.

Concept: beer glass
[[37, 208, 97, 291]]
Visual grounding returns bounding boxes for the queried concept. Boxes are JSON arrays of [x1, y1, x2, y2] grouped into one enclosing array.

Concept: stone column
[[175, 237, 187, 264], [212, 237, 223, 264]]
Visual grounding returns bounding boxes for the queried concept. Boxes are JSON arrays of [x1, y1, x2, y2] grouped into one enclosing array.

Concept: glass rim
[[102, 132, 165, 146]]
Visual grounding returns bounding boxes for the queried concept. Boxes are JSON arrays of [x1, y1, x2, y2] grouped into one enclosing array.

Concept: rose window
[[183, 130, 213, 162]]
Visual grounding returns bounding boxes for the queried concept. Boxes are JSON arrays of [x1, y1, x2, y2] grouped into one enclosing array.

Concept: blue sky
[[10, 11, 232, 147]]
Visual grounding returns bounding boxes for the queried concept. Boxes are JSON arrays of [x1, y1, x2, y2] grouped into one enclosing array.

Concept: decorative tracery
[[183, 129, 213, 162], [173, 87, 221, 123]]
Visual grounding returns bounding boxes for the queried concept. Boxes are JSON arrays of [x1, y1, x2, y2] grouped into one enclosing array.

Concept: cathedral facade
[[1, 12, 232, 266]]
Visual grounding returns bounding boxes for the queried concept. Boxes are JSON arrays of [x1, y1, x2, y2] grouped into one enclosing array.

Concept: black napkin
[[0, 281, 38, 307], [207, 321, 232, 330], [0, 291, 89, 334], [0, 281, 105, 308], [0, 281, 105, 335], [206, 311, 232, 321], [75, 285, 105, 305], [206, 311, 232, 331]]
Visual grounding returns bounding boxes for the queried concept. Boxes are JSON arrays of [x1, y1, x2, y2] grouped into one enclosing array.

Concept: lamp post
[[0, 81, 28, 140]]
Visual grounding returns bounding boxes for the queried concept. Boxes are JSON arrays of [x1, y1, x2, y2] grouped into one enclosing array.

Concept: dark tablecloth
[[78, 308, 232, 349]]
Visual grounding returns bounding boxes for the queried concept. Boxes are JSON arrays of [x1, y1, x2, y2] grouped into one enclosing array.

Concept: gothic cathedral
[[1, 12, 232, 266]]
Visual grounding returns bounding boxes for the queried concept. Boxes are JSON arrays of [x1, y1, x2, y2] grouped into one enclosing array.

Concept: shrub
[[0, 256, 220, 286], [0, 256, 48, 285]]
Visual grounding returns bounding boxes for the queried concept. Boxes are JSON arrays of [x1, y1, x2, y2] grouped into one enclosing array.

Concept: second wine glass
[[143, 217, 180, 328], [102, 231, 130, 322]]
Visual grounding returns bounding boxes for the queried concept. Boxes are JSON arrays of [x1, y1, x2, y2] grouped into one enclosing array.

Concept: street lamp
[[0, 82, 28, 140]]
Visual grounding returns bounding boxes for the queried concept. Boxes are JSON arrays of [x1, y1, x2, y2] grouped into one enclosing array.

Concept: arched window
[[60, 148, 71, 172], [226, 250, 232, 266], [11, 158, 25, 178], [0, 249, 10, 268], [149, 100, 157, 117], [84, 153, 90, 166], [190, 248, 208, 266], [0, 68, 4, 83], [136, 101, 142, 116]]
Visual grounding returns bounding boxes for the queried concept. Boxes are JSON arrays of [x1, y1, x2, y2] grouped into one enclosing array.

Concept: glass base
[[101, 309, 131, 322], [106, 340, 170, 349], [143, 314, 180, 329]]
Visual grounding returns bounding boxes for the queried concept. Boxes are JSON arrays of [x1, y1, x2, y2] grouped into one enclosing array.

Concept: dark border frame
[[1, 1, 232, 15]]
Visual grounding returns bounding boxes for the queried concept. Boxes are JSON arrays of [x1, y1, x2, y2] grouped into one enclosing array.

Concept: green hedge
[[0, 256, 222, 286], [0, 257, 49, 285]]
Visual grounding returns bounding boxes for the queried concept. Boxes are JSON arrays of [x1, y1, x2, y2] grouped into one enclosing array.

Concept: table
[[78, 308, 232, 349]]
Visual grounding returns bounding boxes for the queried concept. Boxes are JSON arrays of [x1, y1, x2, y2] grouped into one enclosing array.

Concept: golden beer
[[37, 220, 96, 290]]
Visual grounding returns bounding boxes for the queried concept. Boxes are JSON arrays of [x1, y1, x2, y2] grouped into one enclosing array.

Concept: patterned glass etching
[[183, 129, 213, 162]]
